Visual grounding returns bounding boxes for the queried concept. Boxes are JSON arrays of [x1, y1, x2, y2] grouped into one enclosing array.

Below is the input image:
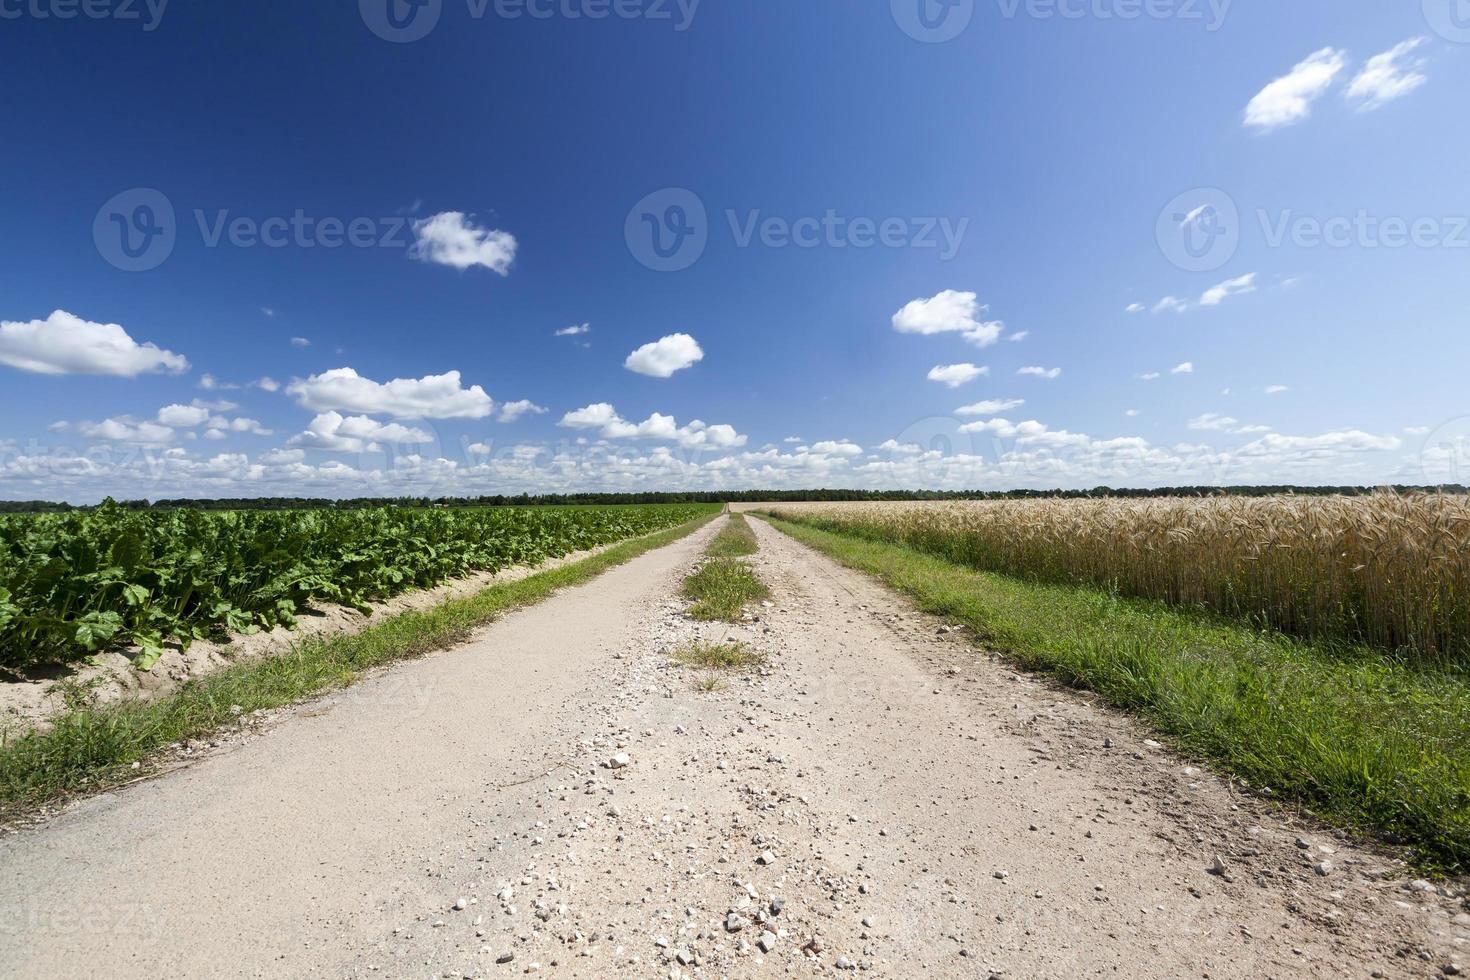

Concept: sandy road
[[2, 517, 1466, 978]]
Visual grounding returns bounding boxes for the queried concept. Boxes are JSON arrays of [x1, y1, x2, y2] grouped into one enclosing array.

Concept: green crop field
[[0, 502, 714, 672]]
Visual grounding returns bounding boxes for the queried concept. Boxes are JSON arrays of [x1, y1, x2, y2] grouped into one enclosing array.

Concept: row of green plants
[[0, 502, 715, 671]]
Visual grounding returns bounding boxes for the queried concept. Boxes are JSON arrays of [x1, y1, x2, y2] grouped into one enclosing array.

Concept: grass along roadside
[[760, 515, 1470, 875], [682, 514, 770, 622], [0, 512, 719, 815]]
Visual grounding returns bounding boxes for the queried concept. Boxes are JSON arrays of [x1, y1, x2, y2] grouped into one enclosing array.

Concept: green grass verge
[[669, 639, 765, 671], [683, 560, 769, 622], [0, 512, 719, 813], [761, 515, 1470, 874], [704, 513, 759, 558]]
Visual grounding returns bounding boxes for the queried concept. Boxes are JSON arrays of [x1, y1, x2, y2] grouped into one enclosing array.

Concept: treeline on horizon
[[2, 484, 1467, 514]]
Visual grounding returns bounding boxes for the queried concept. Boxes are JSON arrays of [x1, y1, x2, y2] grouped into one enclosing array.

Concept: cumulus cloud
[[1171, 362, 1195, 375], [290, 336, 310, 348], [556, 323, 591, 337], [153, 404, 209, 428], [891, 290, 1004, 348], [1126, 303, 1147, 314], [1017, 366, 1061, 380], [1346, 37, 1429, 111], [1244, 47, 1347, 131], [624, 333, 704, 378], [1153, 296, 1190, 315], [497, 399, 548, 423], [956, 398, 1025, 416], [409, 212, 517, 275], [0, 310, 188, 377], [1188, 413, 1241, 432], [1198, 272, 1258, 307], [78, 418, 177, 445], [287, 367, 493, 419], [809, 440, 863, 457], [558, 402, 746, 449], [287, 412, 434, 453], [927, 363, 987, 388]]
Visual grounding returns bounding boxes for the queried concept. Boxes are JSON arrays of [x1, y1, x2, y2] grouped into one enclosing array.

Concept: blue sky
[[1, 0, 1467, 501]]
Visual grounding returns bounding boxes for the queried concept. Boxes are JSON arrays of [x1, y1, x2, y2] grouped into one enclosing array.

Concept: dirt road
[[2, 518, 1465, 978]]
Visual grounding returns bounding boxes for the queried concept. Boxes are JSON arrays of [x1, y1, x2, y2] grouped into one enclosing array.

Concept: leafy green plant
[[0, 502, 715, 671]]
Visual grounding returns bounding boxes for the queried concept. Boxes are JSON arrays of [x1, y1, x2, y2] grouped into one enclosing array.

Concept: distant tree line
[[1, 484, 1466, 515]]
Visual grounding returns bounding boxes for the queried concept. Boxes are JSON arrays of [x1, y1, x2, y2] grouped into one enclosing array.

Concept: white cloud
[[262, 307, 276, 319], [1125, 409, 1140, 417], [809, 440, 863, 457], [1404, 426, 1430, 436], [288, 412, 434, 453], [1188, 413, 1240, 432], [927, 363, 987, 388], [556, 323, 591, 337], [0, 310, 188, 377], [1139, 372, 1161, 381], [956, 398, 1025, 416], [1125, 303, 1147, 314], [206, 416, 274, 436], [256, 376, 281, 392], [1171, 362, 1195, 375], [157, 404, 213, 428], [559, 403, 747, 450], [409, 212, 517, 275], [287, 367, 493, 419], [1198, 272, 1258, 307], [290, 336, 310, 347], [624, 333, 704, 378], [1017, 366, 1061, 380], [877, 439, 922, 454], [78, 418, 176, 445], [1153, 296, 1190, 315], [1265, 385, 1290, 395], [497, 399, 548, 423], [892, 290, 1004, 348], [1008, 330, 1029, 343], [1244, 47, 1347, 131], [1346, 37, 1429, 111]]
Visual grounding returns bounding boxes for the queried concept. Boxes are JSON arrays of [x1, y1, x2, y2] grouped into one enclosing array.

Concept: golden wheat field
[[765, 493, 1470, 661]]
